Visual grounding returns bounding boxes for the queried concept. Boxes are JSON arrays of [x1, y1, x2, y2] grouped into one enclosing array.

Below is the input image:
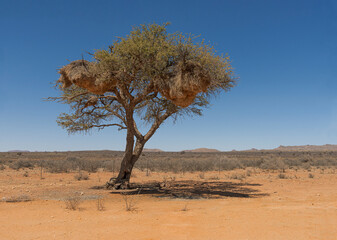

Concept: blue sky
[[0, 0, 336, 151]]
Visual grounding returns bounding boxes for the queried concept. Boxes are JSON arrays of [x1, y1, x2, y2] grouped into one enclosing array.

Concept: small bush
[[0, 165, 5, 171], [45, 159, 73, 173], [65, 196, 81, 210], [308, 173, 314, 178], [208, 175, 219, 180], [3, 195, 32, 203], [80, 159, 101, 173], [74, 173, 89, 181], [246, 169, 252, 176], [96, 198, 105, 211], [230, 173, 246, 180], [122, 194, 137, 212], [278, 173, 287, 179], [81, 173, 89, 180], [181, 203, 189, 211], [9, 160, 34, 170]]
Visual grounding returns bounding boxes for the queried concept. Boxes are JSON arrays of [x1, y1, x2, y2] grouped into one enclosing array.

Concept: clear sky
[[0, 0, 336, 152]]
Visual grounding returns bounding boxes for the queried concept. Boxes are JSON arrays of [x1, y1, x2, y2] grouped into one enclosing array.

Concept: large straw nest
[[58, 60, 116, 95], [158, 62, 211, 107]]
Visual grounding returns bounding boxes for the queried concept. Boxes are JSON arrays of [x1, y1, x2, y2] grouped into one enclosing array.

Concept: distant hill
[[8, 150, 30, 152], [273, 144, 337, 151], [143, 148, 164, 152], [183, 148, 220, 153]]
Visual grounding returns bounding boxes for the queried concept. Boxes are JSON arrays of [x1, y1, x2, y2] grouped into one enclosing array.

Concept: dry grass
[[96, 198, 105, 211], [278, 173, 288, 179], [2, 150, 337, 177], [230, 173, 246, 180], [2, 195, 32, 203], [74, 172, 89, 181], [64, 196, 81, 210], [180, 203, 189, 211], [121, 192, 140, 212]]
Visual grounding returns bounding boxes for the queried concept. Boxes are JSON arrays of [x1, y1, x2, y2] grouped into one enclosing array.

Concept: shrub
[[96, 198, 105, 211], [9, 160, 34, 170], [246, 169, 252, 176], [74, 173, 89, 181], [122, 194, 137, 212], [278, 173, 287, 179], [181, 203, 189, 211], [230, 173, 246, 180], [199, 172, 205, 179], [80, 159, 101, 173], [64, 196, 81, 210], [260, 158, 287, 170], [3, 195, 32, 202], [45, 159, 73, 173]]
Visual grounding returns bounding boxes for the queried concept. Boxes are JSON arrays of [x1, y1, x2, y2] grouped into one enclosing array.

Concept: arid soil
[[0, 168, 336, 240]]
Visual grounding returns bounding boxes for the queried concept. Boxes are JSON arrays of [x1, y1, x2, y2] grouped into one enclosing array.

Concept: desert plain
[[0, 150, 336, 240]]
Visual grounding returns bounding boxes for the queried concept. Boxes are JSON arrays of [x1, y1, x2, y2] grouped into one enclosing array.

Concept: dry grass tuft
[[278, 173, 288, 179], [230, 173, 246, 180], [180, 203, 189, 211], [64, 196, 81, 210], [121, 193, 137, 212], [96, 198, 105, 211], [74, 172, 89, 181], [3, 195, 32, 203]]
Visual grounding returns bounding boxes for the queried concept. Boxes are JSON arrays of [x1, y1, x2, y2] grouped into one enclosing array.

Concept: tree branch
[[144, 109, 176, 142], [133, 83, 156, 105], [132, 120, 143, 140], [90, 123, 127, 130]]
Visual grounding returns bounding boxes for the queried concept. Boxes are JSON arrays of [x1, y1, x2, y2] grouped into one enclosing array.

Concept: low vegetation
[[2, 195, 32, 203], [96, 198, 105, 211], [1, 150, 336, 176], [64, 196, 82, 210], [121, 193, 137, 212]]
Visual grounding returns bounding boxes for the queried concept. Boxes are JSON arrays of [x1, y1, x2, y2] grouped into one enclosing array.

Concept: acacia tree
[[49, 23, 236, 189]]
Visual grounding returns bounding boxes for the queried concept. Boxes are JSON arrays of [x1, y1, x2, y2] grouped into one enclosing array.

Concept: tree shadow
[[105, 180, 268, 199]]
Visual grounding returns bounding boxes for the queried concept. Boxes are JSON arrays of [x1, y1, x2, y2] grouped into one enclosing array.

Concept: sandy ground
[[0, 168, 336, 240]]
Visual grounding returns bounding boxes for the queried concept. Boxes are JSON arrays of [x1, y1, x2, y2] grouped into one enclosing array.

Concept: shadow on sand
[[99, 180, 268, 199]]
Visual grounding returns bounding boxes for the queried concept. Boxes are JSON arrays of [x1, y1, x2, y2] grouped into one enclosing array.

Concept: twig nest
[[58, 60, 116, 95], [160, 89, 198, 108], [159, 62, 211, 107]]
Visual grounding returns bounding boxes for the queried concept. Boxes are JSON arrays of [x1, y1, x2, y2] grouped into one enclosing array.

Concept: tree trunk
[[105, 106, 165, 189], [106, 132, 145, 189]]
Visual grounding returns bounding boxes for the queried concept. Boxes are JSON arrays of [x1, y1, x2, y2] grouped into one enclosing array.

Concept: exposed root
[[105, 177, 130, 190]]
